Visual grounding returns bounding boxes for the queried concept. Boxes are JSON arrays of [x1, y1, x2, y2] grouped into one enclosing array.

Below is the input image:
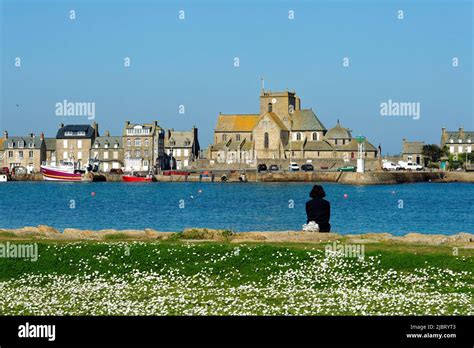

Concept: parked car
[[337, 165, 356, 172], [269, 164, 279, 172], [257, 164, 267, 172], [382, 161, 401, 171], [109, 168, 124, 175], [301, 164, 314, 172], [398, 161, 423, 171], [288, 162, 300, 171]]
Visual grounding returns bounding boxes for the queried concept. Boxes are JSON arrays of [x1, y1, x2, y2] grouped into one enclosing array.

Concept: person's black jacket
[[305, 198, 331, 232]]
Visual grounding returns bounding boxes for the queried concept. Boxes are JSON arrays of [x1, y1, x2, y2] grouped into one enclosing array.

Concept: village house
[[44, 138, 57, 165], [164, 127, 200, 169], [402, 139, 425, 165], [56, 122, 98, 169], [122, 121, 165, 172], [2, 131, 46, 173], [91, 131, 124, 172], [209, 89, 378, 164], [441, 127, 473, 155]]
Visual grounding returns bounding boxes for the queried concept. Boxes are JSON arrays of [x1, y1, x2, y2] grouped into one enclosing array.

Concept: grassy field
[[0, 238, 472, 315]]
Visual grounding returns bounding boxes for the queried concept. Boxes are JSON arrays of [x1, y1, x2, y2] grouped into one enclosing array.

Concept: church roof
[[325, 121, 352, 139], [334, 139, 378, 152], [285, 140, 334, 151], [260, 112, 289, 131], [215, 114, 260, 132], [291, 109, 326, 131]]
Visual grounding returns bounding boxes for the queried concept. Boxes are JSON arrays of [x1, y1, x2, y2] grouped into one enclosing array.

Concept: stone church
[[209, 89, 378, 165]]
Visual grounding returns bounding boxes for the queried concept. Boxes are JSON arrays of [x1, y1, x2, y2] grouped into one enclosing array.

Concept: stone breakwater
[[1, 225, 473, 248], [8, 171, 474, 184]]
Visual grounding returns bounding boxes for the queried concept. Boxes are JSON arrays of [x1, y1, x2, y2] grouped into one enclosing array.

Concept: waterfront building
[[164, 127, 200, 169], [44, 138, 56, 165], [55, 123, 98, 169], [441, 127, 473, 154], [0, 133, 5, 167], [91, 131, 124, 172], [401, 139, 426, 165], [2, 131, 46, 173], [209, 89, 378, 164], [122, 121, 165, 172]]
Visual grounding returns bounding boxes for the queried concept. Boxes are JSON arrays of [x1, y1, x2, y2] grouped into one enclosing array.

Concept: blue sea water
[[0, 182, 472, 235]]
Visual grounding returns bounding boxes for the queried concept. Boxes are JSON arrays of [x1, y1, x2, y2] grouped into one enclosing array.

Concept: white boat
[[40, 159, 99, 182]]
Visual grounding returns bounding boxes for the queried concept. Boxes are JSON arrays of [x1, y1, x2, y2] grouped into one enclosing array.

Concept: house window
[[296, 133, 301, 141], [77, 151, 82, 159], [264, 132, 269, 149], [28, 151, 34, 158], [63, 140, 68, 149], [18, 141, 25, 148], [144, 139, 149, 147], [450, 146, 454, 153], [222, 134, 227, 141], [63, 151, 68, 159], [236, 134, 241, 141], [177, 149, 181, 156], [104, 151, 109, 159], [19, 151, 24, 159], [135, 138, 141, 146], [458, 146, 463, 153], [143, 160, 149, 167], [144, 150, 149, 157], [8, 151, 13, 158], [184, 149, 189, 157], [127, 139, 131, 147], [93, 151, 98, 158], [135, 150, 140, 157], [77, 140, 82, 148], [312, 132, 318, 141], [113, 151, 118, 159]]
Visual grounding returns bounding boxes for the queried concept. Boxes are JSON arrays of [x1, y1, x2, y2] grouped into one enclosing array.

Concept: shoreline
[[1, 226, 473, 247], [5, 171, 474, 184]]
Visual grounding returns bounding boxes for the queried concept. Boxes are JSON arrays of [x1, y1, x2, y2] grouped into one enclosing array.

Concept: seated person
[[305, 185, 331, 232]]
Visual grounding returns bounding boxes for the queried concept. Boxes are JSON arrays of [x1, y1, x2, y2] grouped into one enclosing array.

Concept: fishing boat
[[122, 171, 154, 182], [40, 159, 99, 182]]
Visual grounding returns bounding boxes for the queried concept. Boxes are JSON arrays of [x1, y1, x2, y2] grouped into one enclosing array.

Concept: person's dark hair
[[309, 185, 326, 199]]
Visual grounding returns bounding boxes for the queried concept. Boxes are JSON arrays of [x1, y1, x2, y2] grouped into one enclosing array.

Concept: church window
[[268, 103, 272, 112], [264, 133, 269, 149], [222, 134, 227, 141], [296, 132, 301, 141], [236, 134, 241, 141], [312, 132, 318, 141]]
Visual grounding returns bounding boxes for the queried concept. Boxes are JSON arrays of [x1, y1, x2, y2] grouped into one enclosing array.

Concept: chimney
[[105, 130, 110, 137], [29, 133, 35, 138], [59, 123, 64, 128], [40, 132, 44, 141], [441, 127, 446, 134], [92, 122, 99, 137], [459, 127, 464, 138], [3, 131, 8, 139], [125, 120, 130, 126]]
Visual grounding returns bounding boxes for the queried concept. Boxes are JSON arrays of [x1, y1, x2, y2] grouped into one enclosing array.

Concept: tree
[[422, 144, 444, 163]]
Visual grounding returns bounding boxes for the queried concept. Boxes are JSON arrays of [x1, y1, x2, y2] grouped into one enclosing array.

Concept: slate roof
[[3, 136, 43, 149], [215, 114, 260, 132], [285, 140, 334, 151], [165, 131, 195, 148], [402, 140, 424, 154], [44, 138, 56, 151], [325, 121, 352, 139], [291, 109, 326, 131], [56, 125, 95, 139], [334, 139, 378, 152], [93, 136, 123, 149], [211, 139, 253, 151], [444, 131, 474, 143]]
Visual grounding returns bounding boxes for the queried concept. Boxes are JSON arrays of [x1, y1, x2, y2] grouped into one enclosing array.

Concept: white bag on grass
[[302, 221, 319, 232]]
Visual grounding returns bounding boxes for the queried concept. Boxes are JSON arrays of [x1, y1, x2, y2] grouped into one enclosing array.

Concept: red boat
[[122, 175, 153, 182]]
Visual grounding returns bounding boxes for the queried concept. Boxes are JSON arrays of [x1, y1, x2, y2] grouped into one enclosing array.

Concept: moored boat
[[40, 159, 99, 182], [122, 175, 153, 182]]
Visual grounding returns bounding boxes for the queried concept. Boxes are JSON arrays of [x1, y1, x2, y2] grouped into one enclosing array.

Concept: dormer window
[[104, 143, 109, 148], [65, 131, 73, 136], [458, 139, 462, 143], [77, 131, 86, 136], [95, 143, 99, 148], [114, 143, 118, 148], [468, 139, 472, 143], [29, 142, 34, 148], [18, 140, 25, 148], [450, 139, 454, 143], [8, 142, 13, 148]]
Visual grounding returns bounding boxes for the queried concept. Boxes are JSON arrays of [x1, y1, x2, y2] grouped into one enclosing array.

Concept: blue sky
[[1, 0, 472, 154]]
